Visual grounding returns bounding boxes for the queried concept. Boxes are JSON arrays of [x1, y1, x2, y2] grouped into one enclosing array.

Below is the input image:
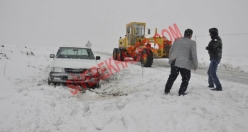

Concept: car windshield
[[56, 47, 95, 59]]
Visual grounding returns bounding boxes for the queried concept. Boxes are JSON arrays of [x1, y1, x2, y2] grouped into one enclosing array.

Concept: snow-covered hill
[[0, 45, 248, 132]]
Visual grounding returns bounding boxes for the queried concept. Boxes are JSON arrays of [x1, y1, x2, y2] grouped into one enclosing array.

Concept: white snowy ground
[[0, 45, 248, 132]]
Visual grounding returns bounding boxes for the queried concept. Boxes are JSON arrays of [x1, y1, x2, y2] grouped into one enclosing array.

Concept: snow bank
[[0, 45, 248, 132]]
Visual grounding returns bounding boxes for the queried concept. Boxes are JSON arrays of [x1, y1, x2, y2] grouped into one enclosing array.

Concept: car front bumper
[[49, 72, 100, 84]]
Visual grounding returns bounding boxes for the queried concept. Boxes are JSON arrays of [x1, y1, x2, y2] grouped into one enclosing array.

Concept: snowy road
[[97, 52, 248, 86], [0, 46, 248, 132], [152, 59, 248, 86]]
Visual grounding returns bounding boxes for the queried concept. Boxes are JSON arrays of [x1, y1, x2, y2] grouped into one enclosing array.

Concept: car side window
[[78, 49, 89, 56]]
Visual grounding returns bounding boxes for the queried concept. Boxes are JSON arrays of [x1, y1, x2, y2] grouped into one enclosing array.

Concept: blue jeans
[[207, 58, 222, 89]]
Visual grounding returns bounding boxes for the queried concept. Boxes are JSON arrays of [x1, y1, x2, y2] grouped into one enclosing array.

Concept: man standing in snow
[[206, 28, 222, 91], [164, 29, 198, 96]]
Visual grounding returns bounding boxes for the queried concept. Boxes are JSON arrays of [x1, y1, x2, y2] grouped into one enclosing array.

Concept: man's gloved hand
[[206, 46, 209, 50]]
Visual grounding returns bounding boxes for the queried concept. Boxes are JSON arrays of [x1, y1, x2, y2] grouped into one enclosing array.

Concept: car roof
[[59, 45, 91, 49]]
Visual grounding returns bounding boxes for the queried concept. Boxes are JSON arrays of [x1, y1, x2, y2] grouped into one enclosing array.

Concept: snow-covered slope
[[0, 45, 248, 132]]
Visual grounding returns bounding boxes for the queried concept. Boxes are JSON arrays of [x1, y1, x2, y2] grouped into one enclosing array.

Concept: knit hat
[[209, 28, 218, 36]]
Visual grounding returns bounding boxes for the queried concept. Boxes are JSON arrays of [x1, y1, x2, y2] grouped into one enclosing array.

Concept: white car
[[48, 46, 101, 88]]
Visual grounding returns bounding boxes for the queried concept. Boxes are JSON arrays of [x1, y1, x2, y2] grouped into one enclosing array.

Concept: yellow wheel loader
[[113, 22, 172, 67]]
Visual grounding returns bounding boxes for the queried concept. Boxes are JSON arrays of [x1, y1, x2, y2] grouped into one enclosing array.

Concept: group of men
[[164, 28, 223, 96]]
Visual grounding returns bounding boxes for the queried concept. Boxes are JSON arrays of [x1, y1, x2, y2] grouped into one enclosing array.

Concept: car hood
[[52, 58, 97, 69]]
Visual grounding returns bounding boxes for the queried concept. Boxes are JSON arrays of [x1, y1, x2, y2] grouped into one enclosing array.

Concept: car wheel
[[96, 83, 101, 89], [48, 78, 51, 85]]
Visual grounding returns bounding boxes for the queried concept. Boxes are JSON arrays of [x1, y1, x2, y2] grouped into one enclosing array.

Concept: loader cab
[[126, 22, 146, 45]]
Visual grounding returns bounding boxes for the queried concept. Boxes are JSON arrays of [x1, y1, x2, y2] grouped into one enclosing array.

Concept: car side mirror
[[96, 56, 100, 60], [148, 29, 150, 35], [50, 54, 55, 58]]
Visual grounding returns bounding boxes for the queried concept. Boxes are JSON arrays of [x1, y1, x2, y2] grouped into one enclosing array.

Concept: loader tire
[[141, 48, 153, 67], [117, 48, 124, 61], [113, 48, 118, 60], [164, 44, 171, 58]]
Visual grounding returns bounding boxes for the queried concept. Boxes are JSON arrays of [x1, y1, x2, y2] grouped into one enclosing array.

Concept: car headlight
[[51, 67, 65, 72], [85, 68, 101, 76], [85, 69, 92, 76]]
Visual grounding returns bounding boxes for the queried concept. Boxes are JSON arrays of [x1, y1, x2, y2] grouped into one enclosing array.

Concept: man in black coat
[[206, 28, 222, 91]]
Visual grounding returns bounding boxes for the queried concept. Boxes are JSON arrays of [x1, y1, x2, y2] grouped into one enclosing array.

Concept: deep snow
[[0, 45, 248, 132]]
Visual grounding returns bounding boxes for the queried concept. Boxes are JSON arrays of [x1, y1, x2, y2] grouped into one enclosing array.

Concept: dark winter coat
[[206, 36, 222, 59]]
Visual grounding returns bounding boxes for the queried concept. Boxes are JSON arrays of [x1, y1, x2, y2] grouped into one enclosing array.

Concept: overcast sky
[[1, 0, 248, 56]]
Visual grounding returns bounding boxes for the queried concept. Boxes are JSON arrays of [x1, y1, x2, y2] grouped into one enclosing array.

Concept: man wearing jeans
[[164, 29, 198, 96], [206, 28, 222, 91]]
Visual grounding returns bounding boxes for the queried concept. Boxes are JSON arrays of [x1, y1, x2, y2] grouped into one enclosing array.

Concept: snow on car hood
[[52, 58, 97, 69]]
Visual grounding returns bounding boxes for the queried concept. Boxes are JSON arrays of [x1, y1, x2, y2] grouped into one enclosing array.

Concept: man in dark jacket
[[206, 28, 222, 91]]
